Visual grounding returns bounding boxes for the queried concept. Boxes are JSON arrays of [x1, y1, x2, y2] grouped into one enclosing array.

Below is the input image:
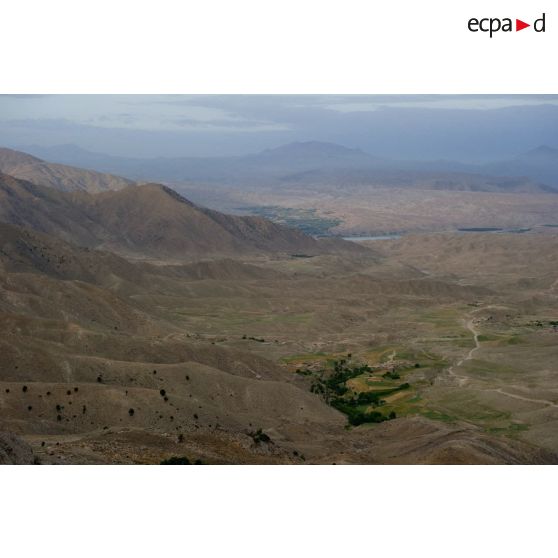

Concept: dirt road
[[447, 318, 481, 386]]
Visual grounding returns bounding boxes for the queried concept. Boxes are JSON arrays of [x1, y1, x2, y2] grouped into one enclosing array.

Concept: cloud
[[1, 95, 558, 159]]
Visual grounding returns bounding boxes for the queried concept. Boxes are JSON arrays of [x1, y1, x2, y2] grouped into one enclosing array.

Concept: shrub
[[347, 410, 387, 426], [160, 456, 191, 465], [22, 385, 28, 393], [160, 389, 166, 397], [249, 429, 271, 445], [128, 408, 135, 416]]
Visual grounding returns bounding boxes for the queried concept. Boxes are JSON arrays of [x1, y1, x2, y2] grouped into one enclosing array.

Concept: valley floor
[[2, 230, 558, 464]]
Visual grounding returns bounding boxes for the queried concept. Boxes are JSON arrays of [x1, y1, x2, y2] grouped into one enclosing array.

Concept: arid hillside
[[0, 147, 134, 193], [0, 173, 363, 259]]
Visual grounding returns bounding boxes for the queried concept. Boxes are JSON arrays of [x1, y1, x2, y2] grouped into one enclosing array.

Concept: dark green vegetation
[[242, 335, 266, 342], [237, 206, 341, 236], [248, 429, 272, 445], [307, 358, 409, 426]]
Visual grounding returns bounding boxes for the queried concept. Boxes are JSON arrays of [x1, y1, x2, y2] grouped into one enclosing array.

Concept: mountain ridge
[[0, 172, 366, 260], [0, 146, 134, 193], [13, 142, 558, 191]]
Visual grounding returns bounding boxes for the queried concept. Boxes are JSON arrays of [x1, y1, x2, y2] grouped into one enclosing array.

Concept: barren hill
[[0, 174, 361, 259], [0, 147, 134, 193]]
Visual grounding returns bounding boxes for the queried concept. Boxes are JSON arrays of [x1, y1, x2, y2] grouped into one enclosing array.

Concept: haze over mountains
[[14, 141, 558, 191], [2, 143, 558, 240], [3, 96, 558, 160], [0, 147, 133, 193]]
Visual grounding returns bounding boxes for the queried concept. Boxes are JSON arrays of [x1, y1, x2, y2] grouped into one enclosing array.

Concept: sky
[[1, 95, 558, 161]]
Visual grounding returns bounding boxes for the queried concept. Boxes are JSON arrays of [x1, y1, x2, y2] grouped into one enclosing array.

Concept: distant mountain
[[520, 145, 558, 161], [242, 141, 385, 168], [21, 141, 382, 170], [0, 173, 363, 259], [480, 145, 558, 187], [0, 147, 134, 193], [16, 142, 558, 193], [275, 167, 551, 193], [16, 143, 142, 175]]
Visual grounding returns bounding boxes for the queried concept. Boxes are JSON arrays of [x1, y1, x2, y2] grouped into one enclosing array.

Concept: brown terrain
[[0, 147, 133, 193], [0, 148, 557, 464]]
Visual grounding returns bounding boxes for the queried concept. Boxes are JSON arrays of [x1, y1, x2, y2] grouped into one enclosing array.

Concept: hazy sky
[[1, 95, 558, 160]]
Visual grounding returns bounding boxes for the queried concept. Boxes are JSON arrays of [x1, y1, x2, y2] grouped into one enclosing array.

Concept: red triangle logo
[[516, 19, 530, 31]]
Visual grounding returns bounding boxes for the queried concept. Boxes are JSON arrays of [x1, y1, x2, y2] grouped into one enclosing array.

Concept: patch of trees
[[309, 358, 408, 426], [310, 359, 373, 402]]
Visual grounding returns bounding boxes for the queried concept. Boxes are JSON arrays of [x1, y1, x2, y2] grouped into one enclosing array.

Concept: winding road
[[446, 318, 480, 387], [492, 388, 558, 409], [446, 311, 558, 410]]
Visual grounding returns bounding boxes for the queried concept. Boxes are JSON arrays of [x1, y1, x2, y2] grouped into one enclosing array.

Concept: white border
[[1, 465, 556, 558], [0, 1, 556, 93]]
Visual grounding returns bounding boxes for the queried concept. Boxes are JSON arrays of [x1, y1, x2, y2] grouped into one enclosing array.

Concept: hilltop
[[0, 147, 134, 193]]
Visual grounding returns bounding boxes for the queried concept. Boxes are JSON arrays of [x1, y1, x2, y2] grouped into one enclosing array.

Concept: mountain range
[[1, 145, 557, 464], [12, 141, 558, 191]]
